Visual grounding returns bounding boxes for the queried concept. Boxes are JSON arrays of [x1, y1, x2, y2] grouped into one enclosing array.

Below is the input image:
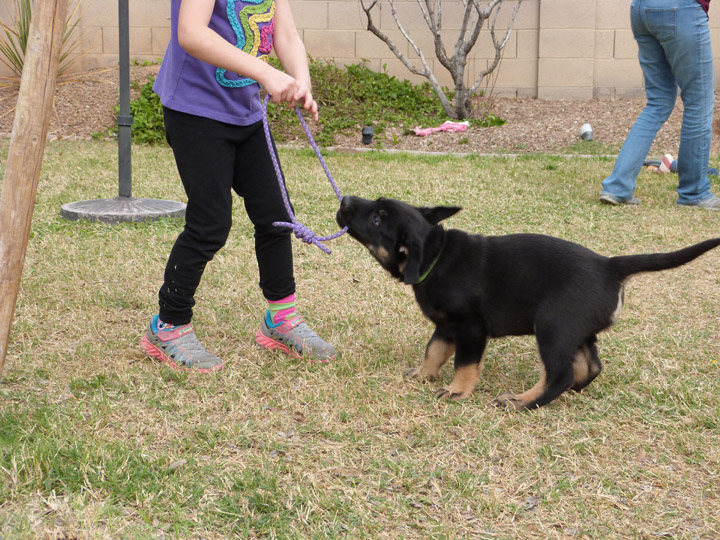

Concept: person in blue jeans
[[600, 0, 720, 210]]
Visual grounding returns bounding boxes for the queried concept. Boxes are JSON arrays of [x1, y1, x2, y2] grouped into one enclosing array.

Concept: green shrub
[[120, 58, 504, 146], [268, 59, 446, 146], [127, 76, 166, 145]]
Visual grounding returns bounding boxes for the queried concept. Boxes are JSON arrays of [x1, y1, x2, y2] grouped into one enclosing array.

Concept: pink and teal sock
[[266, 294, 300, 325]]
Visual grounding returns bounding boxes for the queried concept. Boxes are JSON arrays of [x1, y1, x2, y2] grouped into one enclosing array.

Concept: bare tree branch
[[360, 0, 523, 119], [471, 0, 522, 94], [360, 0, 455, 114]]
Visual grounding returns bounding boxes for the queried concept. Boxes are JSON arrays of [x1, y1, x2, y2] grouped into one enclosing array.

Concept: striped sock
[[267, 294, 299, 325]]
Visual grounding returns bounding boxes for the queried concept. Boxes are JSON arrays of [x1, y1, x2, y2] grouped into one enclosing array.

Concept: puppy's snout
[[340, 196, 355, 211], [337, 196, 356, 226]]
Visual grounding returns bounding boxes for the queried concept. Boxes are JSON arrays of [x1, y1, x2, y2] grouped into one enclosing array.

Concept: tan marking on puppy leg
[[436, 364, 482, 400], [405, 340, 454, 381], [423, 340, 454, 378], [611, 286, 624, 324], [572, 347, 590, 387], [493, 364, 547, 411], [588, 355, 601, 378]]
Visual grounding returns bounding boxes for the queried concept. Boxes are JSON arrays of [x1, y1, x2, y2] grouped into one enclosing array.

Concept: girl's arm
[[272, 0, 318, 120], [177, 0, 317, 119]]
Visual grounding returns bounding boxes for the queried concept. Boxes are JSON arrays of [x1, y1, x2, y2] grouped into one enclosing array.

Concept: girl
[[141, 0, 336, 371]]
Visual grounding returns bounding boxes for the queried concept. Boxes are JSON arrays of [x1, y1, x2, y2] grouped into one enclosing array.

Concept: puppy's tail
[[609, 238, 720, 280]]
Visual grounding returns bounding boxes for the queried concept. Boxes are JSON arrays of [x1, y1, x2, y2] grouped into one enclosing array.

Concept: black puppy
[[336, 195, 720, 410]]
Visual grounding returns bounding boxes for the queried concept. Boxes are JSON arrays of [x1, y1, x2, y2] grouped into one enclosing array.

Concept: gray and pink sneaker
[[141, 315, 223, 373], [256, 311, 337, 363]]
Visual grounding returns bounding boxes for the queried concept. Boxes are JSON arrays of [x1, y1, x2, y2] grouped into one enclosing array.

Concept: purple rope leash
[[261, 95, 347, 254]]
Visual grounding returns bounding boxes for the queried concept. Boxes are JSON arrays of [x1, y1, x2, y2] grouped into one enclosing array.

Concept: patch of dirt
[[339, 97, 720, 157], [0, 65, 161, 142], [0, 64, 716, 159]]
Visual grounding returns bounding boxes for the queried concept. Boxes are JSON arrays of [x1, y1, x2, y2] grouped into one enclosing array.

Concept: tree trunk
[[0, 0, 69, 378]]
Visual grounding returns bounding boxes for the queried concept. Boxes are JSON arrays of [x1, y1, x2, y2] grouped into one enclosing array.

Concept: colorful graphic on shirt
[[217, 0, 275, 88]]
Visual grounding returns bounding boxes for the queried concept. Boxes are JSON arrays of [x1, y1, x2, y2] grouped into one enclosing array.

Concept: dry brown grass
[[1, 141, 719, 539]]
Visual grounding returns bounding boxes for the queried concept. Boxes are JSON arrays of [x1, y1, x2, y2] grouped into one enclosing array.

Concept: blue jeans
[[601, 0, 714, 204]]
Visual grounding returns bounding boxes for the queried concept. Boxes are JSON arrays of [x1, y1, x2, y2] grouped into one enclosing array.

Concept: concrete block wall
[[3, 0, 720, 99]]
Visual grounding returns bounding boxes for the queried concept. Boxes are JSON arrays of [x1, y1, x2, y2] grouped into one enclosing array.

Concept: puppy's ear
[[400, 227, 424, 285], [418, 206, 462, 225], [402, 238, 423, 285]]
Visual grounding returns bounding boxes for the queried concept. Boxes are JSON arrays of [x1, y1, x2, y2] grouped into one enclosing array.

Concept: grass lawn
[[1, 140, 719, 539]]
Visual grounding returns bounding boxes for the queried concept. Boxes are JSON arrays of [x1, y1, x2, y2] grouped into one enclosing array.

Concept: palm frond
[[0, 0, 86, 82]]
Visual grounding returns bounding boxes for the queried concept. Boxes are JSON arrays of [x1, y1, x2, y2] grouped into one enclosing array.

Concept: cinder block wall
[[5, 0, 720, 99]]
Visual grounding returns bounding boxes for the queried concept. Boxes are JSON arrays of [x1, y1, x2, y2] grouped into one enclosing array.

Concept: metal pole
[[60, 0, 185, 223], [117, 0, 133, 198]]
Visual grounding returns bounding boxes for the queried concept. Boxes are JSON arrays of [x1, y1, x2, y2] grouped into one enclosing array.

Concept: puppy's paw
[[436, 386, 471, 401], [405, 367, 436, 382], [492, 393, 528, 411]]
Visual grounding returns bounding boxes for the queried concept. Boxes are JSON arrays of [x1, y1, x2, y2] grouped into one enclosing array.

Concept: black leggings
[[158, 107, 295, 325]]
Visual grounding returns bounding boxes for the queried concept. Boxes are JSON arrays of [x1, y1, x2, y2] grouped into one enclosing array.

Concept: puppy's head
[[336, 196, 461, 284]]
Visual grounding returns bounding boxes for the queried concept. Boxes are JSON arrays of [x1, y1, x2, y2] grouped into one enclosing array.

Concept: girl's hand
[[262, 69, 297, 104], [262, 69, 318, 122], [291, 83, 319, 122]]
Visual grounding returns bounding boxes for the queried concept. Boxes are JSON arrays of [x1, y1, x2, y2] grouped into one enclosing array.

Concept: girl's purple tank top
[[154, 0, 275, 126]]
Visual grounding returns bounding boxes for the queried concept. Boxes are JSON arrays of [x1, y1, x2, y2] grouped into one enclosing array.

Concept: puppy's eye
[[372, 213, 382, 226]]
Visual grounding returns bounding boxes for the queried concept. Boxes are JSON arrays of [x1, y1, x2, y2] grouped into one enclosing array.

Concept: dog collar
[[416, 242, 444, 284]]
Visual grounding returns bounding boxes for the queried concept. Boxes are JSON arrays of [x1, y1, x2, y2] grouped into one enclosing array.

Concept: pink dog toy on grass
[[413, 121, 469, 137]]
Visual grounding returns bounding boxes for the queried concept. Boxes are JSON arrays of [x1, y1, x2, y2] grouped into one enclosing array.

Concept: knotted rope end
[[273, 220, 334, 254], [264, 95, 346, 255]]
